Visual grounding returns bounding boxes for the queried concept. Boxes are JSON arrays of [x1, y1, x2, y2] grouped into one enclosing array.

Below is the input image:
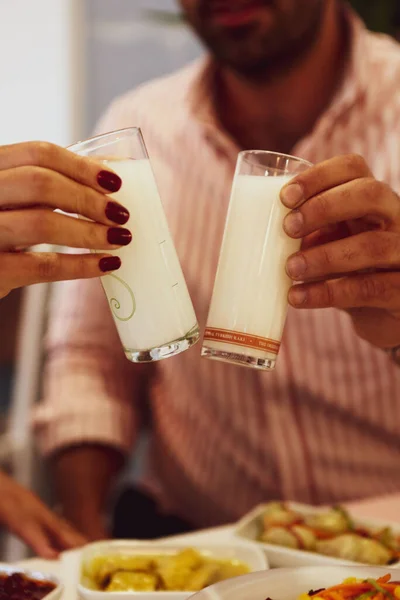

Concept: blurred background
[[0, 0, 398, 558]]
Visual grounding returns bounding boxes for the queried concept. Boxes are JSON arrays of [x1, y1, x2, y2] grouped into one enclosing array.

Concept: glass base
[[125, 326, 200, 363], [201, 346, 276, 370]]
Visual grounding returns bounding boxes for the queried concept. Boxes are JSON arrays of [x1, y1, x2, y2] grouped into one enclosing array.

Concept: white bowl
[[235, 502, 400, 568], [77, 540, 268, 600], [0, 563, 63, 600], [190, 565, 400, 600]]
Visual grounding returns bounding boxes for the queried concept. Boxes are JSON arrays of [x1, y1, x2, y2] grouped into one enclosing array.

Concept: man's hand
[[280, 154, 400, 349], [0, 471, 87, 558]]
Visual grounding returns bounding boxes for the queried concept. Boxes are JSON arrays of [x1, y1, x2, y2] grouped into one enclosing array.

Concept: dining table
[[11, 496, 400, 600]]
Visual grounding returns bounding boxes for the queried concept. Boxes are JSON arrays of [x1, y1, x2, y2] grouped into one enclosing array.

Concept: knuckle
[[72, 255, 90, 278], [340, 240, 358, 263], [317, 245, 333, 270], [361, 177, 385, 204], [363, 231, 396, 263], [73, 187, 84, 217], [337, 181, 353, 204], [25, 166, 52, 200], [36, 253, 60, 281], [320, 281, 335, 306], [310, 192, 331, 222], [31, 210, 52, 238], [25, 141, 57, 166], [343, 153, 368, 175], [74, 186, 92, 218], [75, 155, 92, 181], [81, 222, 102, 248], [356, 275, 389, 303]]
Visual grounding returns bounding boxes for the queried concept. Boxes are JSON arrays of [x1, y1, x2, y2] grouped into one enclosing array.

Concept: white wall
[[0, 0, 83, 146]]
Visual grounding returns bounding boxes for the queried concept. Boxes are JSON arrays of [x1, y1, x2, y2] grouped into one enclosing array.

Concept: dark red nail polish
[[107, 227, 132, 246], [99, 256, 121, 272], [97, 170, 122, 193], [105, 201, 129, 225]]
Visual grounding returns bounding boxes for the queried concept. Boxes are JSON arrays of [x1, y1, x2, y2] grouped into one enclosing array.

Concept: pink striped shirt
[[35, 10, 400, 526]]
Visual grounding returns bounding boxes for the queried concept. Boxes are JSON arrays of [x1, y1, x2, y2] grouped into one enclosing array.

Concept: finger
[[286, 231, 400, 282], [10, 520, 59, 559], [0, 166, 129, 226], [280, 154, 372, 208], [301, 223, 350, 251], [288, 271, 400, 311], [283, 178, 398, 238], [0, 141, 122, 194], [44, 514, 87, 550], [0, 209, 132, 251], [0, 251, 121, 289]]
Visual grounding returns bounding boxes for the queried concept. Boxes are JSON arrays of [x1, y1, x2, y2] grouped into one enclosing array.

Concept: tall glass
[[69, 127, 199, 363], [201, 150, 311, 370]]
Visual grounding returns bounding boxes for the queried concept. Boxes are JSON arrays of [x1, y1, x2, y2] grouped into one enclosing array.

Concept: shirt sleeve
[[33, 277, 151, 457], [34, 95, 154, 457]]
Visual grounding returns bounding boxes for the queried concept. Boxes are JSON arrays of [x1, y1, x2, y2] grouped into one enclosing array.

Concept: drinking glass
[[201, 150, 311, 370], [69, 127, 199, 362]]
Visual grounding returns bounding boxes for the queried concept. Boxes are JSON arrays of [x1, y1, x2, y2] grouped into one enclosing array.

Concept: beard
[[183, 0, 327, 83]]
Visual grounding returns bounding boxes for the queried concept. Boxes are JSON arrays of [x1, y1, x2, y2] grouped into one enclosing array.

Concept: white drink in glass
[[202, 150, 311, 370], [102, 158, 199, 360], [69, 127, 199, 363]]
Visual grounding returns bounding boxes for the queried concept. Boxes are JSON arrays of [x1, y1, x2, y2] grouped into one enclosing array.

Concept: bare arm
[[34, 277, 152, 541], [51, 444, 124, 540], [35, 102, 151, 541]]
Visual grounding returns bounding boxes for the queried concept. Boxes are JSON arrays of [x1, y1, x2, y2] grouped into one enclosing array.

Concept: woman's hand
[[0, 141, 132, 298], [0, 471, 87, 558]]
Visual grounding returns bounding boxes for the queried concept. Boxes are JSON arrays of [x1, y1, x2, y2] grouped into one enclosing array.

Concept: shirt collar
[[323, 4, 370, 120], [185, 5, 371, 150]]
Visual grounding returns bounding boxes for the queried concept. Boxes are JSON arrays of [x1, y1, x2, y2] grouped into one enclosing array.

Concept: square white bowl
[[77, 540, 268, 600], [190, 565, 400, 600], [0, 563, 63, 600], [234, 502, 400, 568]]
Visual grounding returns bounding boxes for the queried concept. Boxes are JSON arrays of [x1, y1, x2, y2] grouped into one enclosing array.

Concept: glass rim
[[238, 149, 312, 169], [67, 126, 142, 153]]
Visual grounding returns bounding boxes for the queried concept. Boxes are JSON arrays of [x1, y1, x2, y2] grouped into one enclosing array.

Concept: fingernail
[[107, 227, 132, 246], [99, 256, 121, 272], [286, 254, 307, 279], [284, 210, 304, 236], [97, 170, 122, 193], [105, 201, 129, 225], [289, 286, 308, 306], [281, 183, 303, 207]]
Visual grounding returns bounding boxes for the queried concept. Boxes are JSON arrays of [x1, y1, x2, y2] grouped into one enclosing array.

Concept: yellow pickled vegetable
[[185, 564, 220, 591], [106, 572, 157, 592], [90, 555, 155, 587], [217, 560, 250, 580], [159, 549, 203, 590], [82, 547, 250, 592]]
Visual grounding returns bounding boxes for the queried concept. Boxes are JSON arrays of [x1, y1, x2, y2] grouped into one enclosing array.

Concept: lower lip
[[211, 4, 264, 28]]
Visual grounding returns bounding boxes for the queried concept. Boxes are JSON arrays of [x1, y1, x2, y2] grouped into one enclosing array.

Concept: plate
[[190, 566, 400, 600], [234, 502, 400, 568], [77, 540, 268, 600]]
